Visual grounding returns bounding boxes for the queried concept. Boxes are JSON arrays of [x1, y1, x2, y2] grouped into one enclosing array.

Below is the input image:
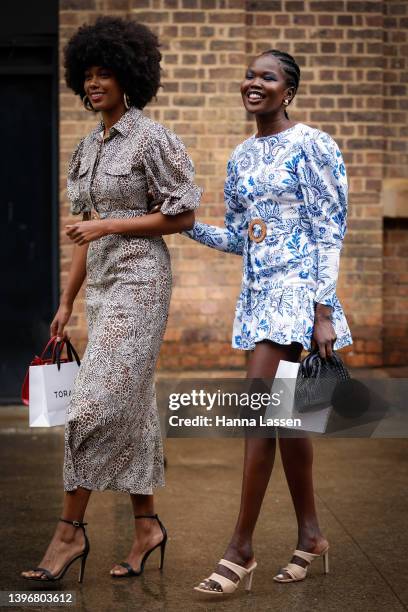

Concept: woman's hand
[[312, 303, 336, 359], [65, 220, 108, 245], [50, 303, 73, 342]]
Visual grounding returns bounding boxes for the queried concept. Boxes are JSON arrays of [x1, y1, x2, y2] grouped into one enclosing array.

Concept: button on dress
[[184, 123, 352, 352], [64, 107, 201, 494]]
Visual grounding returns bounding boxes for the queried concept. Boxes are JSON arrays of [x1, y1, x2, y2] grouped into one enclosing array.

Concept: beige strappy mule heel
[[273, 547, 329, 583], [194, 558, 257, 595]]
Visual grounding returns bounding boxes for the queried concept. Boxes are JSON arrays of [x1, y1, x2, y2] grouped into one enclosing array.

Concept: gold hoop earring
[[82, 95, 94, 112], [124, 93, 131, 110]]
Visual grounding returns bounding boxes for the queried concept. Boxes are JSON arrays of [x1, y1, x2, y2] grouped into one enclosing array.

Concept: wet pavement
[[1, 389, 408, 612]]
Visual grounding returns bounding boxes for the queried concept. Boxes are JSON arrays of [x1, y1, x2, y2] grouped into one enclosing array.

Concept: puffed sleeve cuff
[[314, 247, 340, 307], [143, 125, 202, 216], [160, 184, 202, 216]]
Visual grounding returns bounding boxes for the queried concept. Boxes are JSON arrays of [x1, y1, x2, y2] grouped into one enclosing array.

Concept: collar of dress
[[91, 106, 143, 142]]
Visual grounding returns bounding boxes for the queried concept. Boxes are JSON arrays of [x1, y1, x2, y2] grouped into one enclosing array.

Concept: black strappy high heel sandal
[[111, 514, 167, 578], [21, 519, 90, 583]]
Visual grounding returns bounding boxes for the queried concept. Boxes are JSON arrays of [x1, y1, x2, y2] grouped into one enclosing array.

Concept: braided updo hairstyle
[[260, 49, 300, 119]]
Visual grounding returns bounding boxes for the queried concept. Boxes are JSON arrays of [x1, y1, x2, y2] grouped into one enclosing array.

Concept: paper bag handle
[[53, 339, 81, 371]]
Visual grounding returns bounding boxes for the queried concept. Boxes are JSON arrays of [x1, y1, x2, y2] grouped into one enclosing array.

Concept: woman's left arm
[[66, 125, 201, 244], [298, 130, 348, 357], [66, 209, 195, 245]]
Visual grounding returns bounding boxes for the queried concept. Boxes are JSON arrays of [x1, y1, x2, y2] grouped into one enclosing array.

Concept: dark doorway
[[0, 3, 58, 402]]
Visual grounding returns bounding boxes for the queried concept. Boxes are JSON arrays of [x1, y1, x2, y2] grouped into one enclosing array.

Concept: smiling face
[[83, 65, 125, 112], [240, 54, 295, 116]]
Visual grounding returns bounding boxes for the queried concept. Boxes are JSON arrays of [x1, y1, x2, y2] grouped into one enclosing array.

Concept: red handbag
[[21, 336, 80, 406]]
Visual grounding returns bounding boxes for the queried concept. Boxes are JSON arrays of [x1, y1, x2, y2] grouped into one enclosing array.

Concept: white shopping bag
[[29, 361, 80, 427], [268, 360, 331, 433], [267, 359, 300, 424]]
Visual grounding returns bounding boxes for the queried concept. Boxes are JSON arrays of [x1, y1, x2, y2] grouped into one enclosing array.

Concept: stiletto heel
[[159, 537, 167, 570], [111, 514, 167, 578], [78, 551, 88, 583], [245, 569, 254, 591], [194, 559, 257, 595], [273, 545, 330, 583], [21, 519, 90, 583]]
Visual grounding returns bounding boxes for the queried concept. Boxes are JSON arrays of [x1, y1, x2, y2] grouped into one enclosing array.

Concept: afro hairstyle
[[64, 16, 162, 109]]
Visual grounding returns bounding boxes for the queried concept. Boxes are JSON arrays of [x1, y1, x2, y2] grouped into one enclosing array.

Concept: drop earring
[[124, 93, 131, 110], [82, 95, 94, 112]]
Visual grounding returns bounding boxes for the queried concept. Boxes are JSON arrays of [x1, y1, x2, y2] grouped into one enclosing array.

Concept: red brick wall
[[383, 0, 408, 179], [381, 0, 408, 367], [383, 219, 408, 365], [133, 0, 248, 370], [59, 0, 408, 370]]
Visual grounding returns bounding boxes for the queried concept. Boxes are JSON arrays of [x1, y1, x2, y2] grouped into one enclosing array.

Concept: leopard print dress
[[63, 106, 201, 494]]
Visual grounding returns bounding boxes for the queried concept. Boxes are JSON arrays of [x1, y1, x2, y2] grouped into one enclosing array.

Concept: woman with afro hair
[[21, 16, 201, 582]]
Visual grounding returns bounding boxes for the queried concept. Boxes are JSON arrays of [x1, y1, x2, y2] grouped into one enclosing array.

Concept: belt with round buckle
[[248, 218, 267, 243]]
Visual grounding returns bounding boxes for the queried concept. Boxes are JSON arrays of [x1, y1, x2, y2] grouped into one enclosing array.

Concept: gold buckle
[[248, 218, 267, 243]]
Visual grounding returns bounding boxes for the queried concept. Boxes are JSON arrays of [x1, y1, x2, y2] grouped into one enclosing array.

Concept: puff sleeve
[[66, 137, 85, 216], [183, 149, 247, 255], [297, 130, 348, 308], [143, 125, 202, 215]]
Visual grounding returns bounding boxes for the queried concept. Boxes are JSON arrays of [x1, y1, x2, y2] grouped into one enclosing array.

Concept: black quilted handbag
[[295, 350, 350, 412]]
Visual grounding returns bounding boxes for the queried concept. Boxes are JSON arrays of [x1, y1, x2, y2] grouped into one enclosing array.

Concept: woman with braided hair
[[184, 49, 352, 594]]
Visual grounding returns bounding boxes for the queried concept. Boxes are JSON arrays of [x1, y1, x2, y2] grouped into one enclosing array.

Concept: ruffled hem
[[232, 285, 353, 352]]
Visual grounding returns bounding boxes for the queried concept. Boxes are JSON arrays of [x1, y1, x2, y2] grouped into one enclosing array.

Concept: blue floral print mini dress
[[184, 122, 353, 352]]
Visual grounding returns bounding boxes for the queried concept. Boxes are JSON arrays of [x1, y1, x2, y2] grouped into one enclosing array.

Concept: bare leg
[[110, 494, 164, 576], [21, 487, 91, 579], [201, 340, 302, 592], [275, 437, 328, 578]]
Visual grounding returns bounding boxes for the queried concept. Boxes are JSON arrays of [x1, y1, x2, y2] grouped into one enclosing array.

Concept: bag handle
[[40, 336, 60, 361], [53, 339, 81, 371], [43, 336, 68, 363], [66, 339, 81, 367]]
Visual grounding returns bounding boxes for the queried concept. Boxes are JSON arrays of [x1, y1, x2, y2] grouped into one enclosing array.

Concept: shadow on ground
[[0, 397, 407, 612]]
